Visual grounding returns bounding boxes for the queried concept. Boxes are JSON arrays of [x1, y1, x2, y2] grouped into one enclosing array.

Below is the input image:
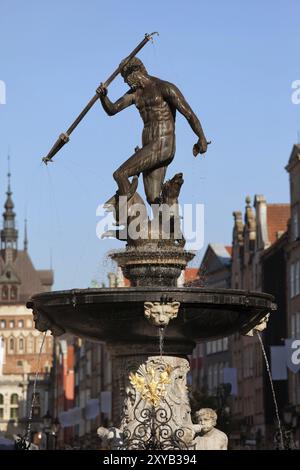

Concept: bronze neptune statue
[[97, 57, 209, 205], [41, 32, 209, 244]]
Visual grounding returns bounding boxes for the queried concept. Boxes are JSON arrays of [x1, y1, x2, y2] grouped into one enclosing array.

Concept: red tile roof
[[267, 204, 290, 245], [184, 268, 199, 282], [225, 246, 232, 256]]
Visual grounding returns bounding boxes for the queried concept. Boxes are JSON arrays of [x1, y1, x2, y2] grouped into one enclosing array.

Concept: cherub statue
[[192, 408, 228, 450]]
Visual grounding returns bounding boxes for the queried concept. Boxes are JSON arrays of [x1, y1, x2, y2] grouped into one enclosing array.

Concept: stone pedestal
[[108, 339, 195, 426], [111, 246, 194, 287], [107, 352, 195, 449]]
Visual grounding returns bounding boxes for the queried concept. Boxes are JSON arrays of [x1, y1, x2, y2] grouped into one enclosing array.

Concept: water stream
[[256, 331, 284, 450], [159, 327, 165, 357], [22, 332, 47, 448]]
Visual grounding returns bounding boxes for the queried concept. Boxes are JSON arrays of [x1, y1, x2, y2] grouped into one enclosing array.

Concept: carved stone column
[[107, 351, 195, 449]]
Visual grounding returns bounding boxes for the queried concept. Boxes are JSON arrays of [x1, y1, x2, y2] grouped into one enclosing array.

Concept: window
[[0, 395, 3, 419], [290, 261, 300, 297], [36, 337, 44, 353], [97, 346, 101, 362], [10, 394, 19, 420], [249, 348, 254, 377], [292, 207, 299, 241], [19, 338, 24, 351], [2, 285, 8, 300], [219, 362, 224, 384], [26, 319, 33, 328], [291, 263, 296, 298], [213, 364, 218, 388], [208, 366, 213, 392], [6, 220, 14, 229], [254, 343, 262, 376], [79, 364, 84, 381], [244, 349, 248, 378], [244, 347, 254, 378], [0, 319, 6, 329], [47, 337, 52, 351], [86, 351, 92, 376], [27, 336, 34, 353], [206, 341, 211, 355], [290, 260, 300, 297], [9, 337, 14, 352], [9, 320, 14, 328], [18, 320, 24, 328], [217, 339, 223, 352], [291, 312, 300, 338], [10, 394, 18, 405], [10, 286, 18, 300], [291, 314, 296, 337], [10, 408, 18, 419], [32, 393, 40, 417], [234, 273, 239, 289], [296, 262, 300, 296], [223, 337, 228, 350], [296, 313, 300, 338]]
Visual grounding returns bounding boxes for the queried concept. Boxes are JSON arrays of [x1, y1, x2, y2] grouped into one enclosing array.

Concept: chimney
[[254, 195, 269, 249]]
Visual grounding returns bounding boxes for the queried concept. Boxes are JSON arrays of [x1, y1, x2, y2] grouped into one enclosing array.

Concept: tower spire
[[24, 219, 28, 251], [1, 155, 18, 252], [7, 153, 11, 194]]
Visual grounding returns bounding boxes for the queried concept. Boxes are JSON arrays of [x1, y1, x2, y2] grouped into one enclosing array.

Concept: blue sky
[[0, 0, 299, 289]]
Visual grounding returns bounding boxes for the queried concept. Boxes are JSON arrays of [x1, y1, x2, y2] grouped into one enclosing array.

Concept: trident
[[42, 32, 158, 164]]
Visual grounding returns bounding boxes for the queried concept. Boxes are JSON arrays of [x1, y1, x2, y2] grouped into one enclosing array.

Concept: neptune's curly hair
[[120, 57, 148, 80]]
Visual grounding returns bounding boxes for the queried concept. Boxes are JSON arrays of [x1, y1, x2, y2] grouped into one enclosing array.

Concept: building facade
[[230, 194, 290, 443], [0, 172, 54, 440], [285, 145, 300, 414], [73, 338, 112, 449]]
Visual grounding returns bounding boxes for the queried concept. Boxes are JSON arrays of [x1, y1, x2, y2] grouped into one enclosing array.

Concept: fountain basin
[[27, 287, 276, 346]]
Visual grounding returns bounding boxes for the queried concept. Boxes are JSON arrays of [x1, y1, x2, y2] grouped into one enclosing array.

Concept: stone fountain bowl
[[27, 287, 276, 351]]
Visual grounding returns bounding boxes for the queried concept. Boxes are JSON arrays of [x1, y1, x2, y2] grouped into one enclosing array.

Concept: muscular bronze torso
[[135, 78, 175, 145]]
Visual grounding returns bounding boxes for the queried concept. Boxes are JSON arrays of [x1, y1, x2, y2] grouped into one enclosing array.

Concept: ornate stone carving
[[144, 301, 180, 327], [243, 313, 270, 336], [129, 363, 172, 407], [192, 408, 228, 450], [32, 308, 65, 336], [122, 356, 194, 449]]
